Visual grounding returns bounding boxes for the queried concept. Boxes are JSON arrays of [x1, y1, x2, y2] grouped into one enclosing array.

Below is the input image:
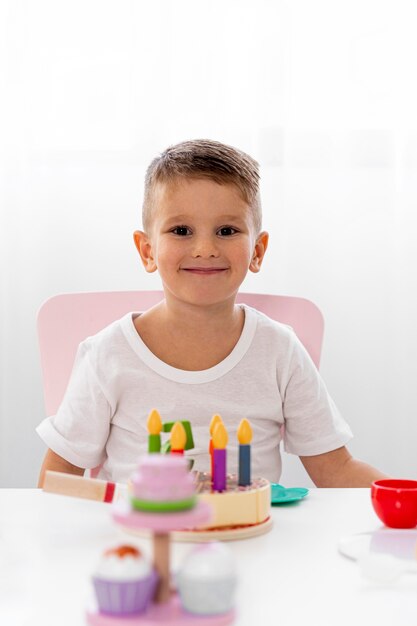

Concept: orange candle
[[170, 421, 186, 455]]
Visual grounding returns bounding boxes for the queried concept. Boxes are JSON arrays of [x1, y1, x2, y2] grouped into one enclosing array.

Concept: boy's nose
[[192, 236, 220, 258]]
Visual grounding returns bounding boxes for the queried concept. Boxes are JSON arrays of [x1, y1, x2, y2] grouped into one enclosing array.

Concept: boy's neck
[[134, 295, 245, 370], [157, 294, 242, 334]]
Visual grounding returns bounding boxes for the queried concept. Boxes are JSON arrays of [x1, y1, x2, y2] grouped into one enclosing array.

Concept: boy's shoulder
[[242, 303, 296, 339], [241, 303, 302, 361], [242, 304, 314, 370], [79, 312, 134, 356]]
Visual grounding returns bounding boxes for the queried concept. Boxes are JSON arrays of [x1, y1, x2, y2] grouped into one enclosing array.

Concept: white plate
[[338, 528, 417, 562]]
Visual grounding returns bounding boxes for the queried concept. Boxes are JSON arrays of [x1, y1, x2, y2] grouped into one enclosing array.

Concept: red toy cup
[[371, 479, 417, 528]]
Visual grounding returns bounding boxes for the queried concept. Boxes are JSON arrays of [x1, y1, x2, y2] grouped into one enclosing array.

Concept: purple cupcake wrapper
[[93, 570, 158, 615]]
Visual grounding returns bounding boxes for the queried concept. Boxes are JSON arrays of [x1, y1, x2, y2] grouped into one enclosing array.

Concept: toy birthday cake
[[195, 472, 270, 529], [144, 410, 271, 534]]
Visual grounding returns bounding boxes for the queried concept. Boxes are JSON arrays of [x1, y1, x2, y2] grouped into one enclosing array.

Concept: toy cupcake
[[92, 544, 158, 615], [177, 542, 237, 615]]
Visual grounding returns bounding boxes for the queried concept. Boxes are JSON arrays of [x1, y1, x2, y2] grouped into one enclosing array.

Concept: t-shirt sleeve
[[281, 332, 353, 456], [36, 342, 112, 468]]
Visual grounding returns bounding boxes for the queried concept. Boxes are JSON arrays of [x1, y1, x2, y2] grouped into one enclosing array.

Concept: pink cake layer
[[132, 455, 195, 502], [113, 500, 212, 532]]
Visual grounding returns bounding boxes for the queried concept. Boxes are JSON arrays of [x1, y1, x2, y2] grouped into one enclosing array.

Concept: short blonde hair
[[142, 139, 262, 233]]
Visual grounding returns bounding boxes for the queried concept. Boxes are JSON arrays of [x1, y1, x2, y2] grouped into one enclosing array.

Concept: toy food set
[[87, 450, 237, 625], [43, 410, 273, 539], [145, 411, 272, 537]]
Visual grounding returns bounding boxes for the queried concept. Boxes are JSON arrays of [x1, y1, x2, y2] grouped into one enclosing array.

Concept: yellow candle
[[237, 418, 253, 445], [147, 409, 162, 453], [170, 421, 187, 454], [212, 422, 228, 449]]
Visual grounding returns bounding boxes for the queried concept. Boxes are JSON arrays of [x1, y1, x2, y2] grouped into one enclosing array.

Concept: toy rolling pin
[[42, 470, 126, 503]]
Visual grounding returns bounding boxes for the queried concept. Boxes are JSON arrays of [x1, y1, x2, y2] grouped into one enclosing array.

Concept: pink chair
[[37, 290, 324, 420]]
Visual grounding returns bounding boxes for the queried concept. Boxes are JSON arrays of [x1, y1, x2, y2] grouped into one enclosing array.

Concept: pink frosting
[[132, 455, 195, 502]]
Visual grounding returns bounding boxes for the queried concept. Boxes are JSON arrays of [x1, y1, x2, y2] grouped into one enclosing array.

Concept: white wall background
[[1, 0, 416, 487]]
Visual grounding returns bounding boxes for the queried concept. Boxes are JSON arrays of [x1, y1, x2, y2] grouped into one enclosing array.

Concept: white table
[[0, 488, 416, 626]]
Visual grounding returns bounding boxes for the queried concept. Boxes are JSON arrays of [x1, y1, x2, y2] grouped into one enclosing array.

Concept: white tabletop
[[0, 488, 416, 626]]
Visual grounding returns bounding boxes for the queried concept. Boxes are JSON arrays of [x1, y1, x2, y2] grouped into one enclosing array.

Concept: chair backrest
[[37, 290, 324, 417]]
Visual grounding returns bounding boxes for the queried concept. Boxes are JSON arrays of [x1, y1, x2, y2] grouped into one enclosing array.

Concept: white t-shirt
[[36, 304, 353, 483]]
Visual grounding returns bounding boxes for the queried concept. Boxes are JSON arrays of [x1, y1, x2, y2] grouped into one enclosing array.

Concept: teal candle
[[238, 444, 251, 486]]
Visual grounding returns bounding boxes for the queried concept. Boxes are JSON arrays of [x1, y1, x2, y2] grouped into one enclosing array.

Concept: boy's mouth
[[181, 267, 228, 274]]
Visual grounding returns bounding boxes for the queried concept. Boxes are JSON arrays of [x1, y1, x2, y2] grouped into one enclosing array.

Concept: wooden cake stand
[[86, 500, 235, 626]]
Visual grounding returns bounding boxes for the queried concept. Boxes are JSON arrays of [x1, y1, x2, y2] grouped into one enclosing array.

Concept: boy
[[37, 139, 386, 487]]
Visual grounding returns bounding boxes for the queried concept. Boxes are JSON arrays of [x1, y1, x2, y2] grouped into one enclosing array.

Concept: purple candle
[[213, 448, 227, 492], [212, 422, 228, 493]]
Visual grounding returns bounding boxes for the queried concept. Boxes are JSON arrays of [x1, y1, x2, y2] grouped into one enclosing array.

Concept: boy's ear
[[249, 231, 269, 273], [133, 230, 158, 273]]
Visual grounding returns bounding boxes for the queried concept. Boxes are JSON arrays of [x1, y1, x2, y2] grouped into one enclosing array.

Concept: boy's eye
[[217, 226, 238, 236], [171, 226, 191, 236]]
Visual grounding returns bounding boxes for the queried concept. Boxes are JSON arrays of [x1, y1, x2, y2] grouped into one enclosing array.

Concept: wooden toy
[[121, 412, 272, 538], [371, 479, 417, 528], [92, 545, 158, 615], [237, 419, 252, 487], [209, 414, 223, 477], [87, 454, 236, 625], [212, 423, 228, 492], [168, 516, 273, 542], [43, 470, 121, 503], [196, 473, 270, 529], [147, 409, 162, 453], [270, 483, 309, 504], [187, 415, 271, 537], [163, 421, 195, 450], [43, 411, 272, 543], [177, 543, 237, 615], [170, 422, 186, 456], [130, 454, 196, 513]]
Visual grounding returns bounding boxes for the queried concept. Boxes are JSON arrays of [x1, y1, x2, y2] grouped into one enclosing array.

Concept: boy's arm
[[300, 446, 388, 487], [38, 448, 84, 488]]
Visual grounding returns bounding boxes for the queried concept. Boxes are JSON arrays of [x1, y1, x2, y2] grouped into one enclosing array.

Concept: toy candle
[[147, 409, 162, 453], [209, 414, 223, 478], [170, 421, 186, 455], [212, 422, 228, 492], [237, 418, 253, 486]]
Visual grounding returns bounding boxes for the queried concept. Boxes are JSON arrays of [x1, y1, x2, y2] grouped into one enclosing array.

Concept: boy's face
[[134, 178, 268, 308]]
